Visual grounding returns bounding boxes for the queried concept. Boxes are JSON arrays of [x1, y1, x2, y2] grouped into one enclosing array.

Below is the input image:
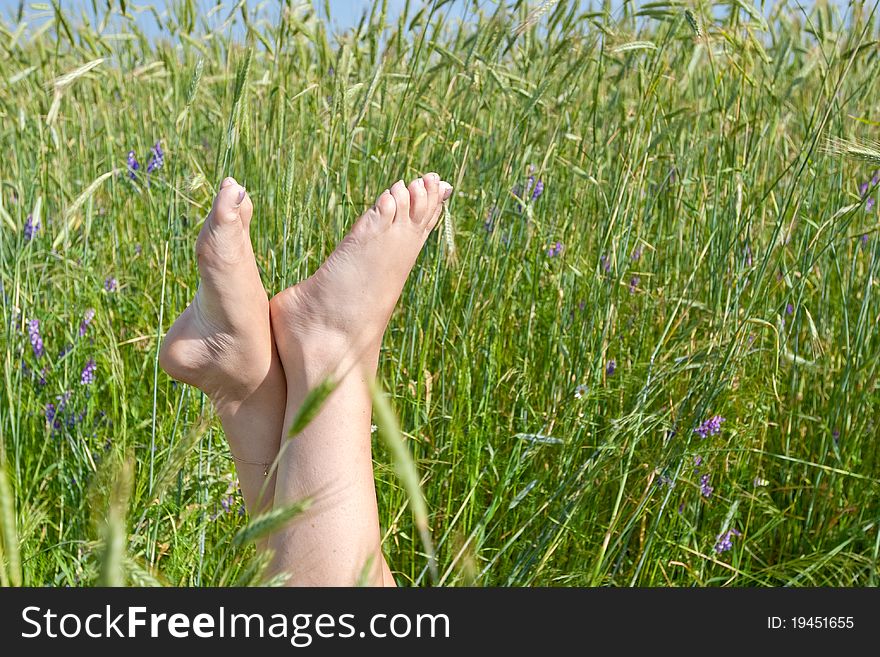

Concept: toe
[[212, 182, 247, 225], [408, 178, 428, 222], [220, 176, 238, 190], [389, 180, 410, 223], [375, 189, 396, 224], [239, 190, 254, 229], [422, 172, 440, 218], [426, 181, 452, 231]]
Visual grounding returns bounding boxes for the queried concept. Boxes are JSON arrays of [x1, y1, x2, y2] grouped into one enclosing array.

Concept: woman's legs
[[159, 178, 285, 513], [268, 174, 451, 586], [160, 173, 451, 586]]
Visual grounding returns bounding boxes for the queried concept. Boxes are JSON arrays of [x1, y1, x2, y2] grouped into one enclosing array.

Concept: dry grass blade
[[369, 379, 437, 582], [233, 498, 313, 547]]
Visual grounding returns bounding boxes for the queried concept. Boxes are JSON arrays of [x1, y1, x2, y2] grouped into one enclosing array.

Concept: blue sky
[[0, 0, 481, 33], [0, 1, 860, 36]]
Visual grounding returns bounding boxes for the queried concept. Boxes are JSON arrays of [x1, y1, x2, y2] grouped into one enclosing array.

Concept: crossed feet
[[159, 173, 452, 585]]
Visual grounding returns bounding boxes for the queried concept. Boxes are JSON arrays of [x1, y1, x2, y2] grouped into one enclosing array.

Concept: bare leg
[[159, 178, 286, 513], [269, 174, 452, 586]]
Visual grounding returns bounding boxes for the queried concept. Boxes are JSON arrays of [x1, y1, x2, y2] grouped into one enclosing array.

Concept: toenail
[[441, 185, 453, 201], [236, 187, 246, 205]]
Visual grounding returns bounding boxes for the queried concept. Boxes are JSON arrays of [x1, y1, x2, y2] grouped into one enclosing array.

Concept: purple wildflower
[[27, 319, 44, 358], [606, 359, 616, 376], [24, 214, 40, 241], [104, 277, 118, 292], [80, 359, 96, 385], [146, 140, 164, 174], [531, 178, 544, 201], [859, 181, 869, 197], [546, 241, 564, 257], [45, 403, 56, 423], [862, 234, 870, 248], [745, 245, 752, 267], [631, 247, 641, 261], [629, 275, 640, 293], [785, 303, 794, 315], [714, 528, 741, 554], [134, 243, 143, 255], [832, 429, 840, 445], [126, 150, 140, 179], [700, 474, 713, 498], [79, 308, 95, 337], [600, 254, 611, 273], [220, 495, 235, 514], [693, 455, 703, 467], [694, 415, 725, 439], [868, 198, 876, 212]]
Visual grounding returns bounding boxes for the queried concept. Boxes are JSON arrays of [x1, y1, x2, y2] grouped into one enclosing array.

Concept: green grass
[[2, 0, 880, 586]]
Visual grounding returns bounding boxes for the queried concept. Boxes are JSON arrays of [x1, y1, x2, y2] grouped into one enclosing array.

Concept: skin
[[159, 177, 285, 513], [160, 173, 452, 586]]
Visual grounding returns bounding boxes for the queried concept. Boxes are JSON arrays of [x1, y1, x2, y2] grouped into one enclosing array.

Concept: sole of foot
[[159, 177, 276, 404]]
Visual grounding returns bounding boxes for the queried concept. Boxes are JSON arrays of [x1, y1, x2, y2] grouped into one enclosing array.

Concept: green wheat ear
[[824, 136, 880, 167], [685, 9, 702, 37], [98, 456, 134, 587], [442, 203, 457, 264], [513, 0, 560, 37], [150, 416, 209, 501], [232, 499, 313, 547], [176, 58, 204, 130], [287, 377, 339, 438], [0, 459, 21, 586]]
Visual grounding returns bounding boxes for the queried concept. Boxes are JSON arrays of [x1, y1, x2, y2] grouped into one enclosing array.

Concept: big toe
[[390, 180, 411, 223], [211, 178, 249, 226], [408, 178, 428, 222]]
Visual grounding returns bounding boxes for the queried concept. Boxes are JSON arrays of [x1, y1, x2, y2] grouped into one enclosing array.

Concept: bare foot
[[160, 177, 273, 403], [269, 173, 453, 375], [159, 177, 286, 511], [267, 173, 451, 586]]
